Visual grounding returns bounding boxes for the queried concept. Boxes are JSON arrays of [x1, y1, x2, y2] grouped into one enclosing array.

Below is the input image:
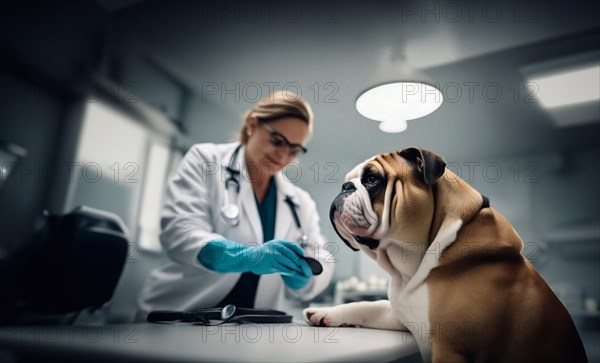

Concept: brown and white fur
[[303, 147, 587, 363]]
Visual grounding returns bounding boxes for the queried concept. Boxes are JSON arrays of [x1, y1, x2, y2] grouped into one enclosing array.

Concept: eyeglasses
[[258, 119, 308, 156]]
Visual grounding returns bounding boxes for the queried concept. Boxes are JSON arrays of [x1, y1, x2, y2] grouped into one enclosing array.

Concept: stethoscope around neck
[[220, 145, 308, 247]]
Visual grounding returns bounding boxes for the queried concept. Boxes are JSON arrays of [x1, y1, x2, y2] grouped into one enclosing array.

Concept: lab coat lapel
[[237, 146, 263, 243], [274, 173, 295, 240]]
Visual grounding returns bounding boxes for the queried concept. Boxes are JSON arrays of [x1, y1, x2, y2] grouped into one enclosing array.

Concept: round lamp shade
[[356, 82, 444, 126]]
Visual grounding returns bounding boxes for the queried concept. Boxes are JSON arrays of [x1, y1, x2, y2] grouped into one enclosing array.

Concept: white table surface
[[0, 321, 420, 362]]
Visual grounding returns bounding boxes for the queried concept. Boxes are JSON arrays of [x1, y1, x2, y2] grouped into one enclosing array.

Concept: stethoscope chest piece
[[221, 146, 243, 226], [221, 204, 239, 226]]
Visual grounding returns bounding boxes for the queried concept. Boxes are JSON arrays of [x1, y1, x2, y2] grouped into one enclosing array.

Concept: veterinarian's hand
[[198, 239, 312, 279], [281, 268, 312, 290], [265, 240, 314, 289], [249, 240, 312, 278]]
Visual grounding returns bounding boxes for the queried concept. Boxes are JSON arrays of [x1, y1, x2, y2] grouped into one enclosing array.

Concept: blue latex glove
[[281, 269, 312, 290], [198, 239, 313, 287]]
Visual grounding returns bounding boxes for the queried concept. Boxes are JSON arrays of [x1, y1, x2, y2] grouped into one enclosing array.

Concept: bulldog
[[303, 147, 587, 363]]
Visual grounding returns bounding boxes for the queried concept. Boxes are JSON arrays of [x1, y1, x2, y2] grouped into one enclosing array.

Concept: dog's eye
[[363, 172, 381, 186]]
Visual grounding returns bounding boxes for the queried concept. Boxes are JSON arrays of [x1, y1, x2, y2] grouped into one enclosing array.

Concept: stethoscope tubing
[[220, 145, 311, 249]]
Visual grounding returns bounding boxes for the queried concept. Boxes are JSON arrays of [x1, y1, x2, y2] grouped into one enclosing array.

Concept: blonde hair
[[238, 90, 314, 144]]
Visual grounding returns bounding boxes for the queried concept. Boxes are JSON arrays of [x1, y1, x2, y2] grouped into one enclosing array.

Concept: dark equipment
[[0, 206, 129, 325]]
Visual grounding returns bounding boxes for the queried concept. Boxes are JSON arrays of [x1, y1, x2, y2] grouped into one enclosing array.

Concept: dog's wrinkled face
[[330, 147, 446, 252]]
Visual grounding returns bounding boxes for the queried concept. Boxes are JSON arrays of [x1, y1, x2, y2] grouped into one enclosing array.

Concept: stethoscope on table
[[220, 145, 322, 275]]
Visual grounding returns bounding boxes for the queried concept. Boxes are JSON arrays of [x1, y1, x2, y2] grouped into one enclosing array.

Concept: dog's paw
[[303, 306, 356, 327]]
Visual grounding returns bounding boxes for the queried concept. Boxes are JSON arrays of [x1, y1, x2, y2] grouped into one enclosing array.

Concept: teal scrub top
[[255, 177, 277, 242]]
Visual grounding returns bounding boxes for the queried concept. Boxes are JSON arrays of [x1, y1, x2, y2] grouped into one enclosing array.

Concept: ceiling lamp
[[356, 48, 444, 133]]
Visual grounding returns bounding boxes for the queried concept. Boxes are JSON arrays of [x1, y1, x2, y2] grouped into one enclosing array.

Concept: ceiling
[[106, 0, 599, 162]]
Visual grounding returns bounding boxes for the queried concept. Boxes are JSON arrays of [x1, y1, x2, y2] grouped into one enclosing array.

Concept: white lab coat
[[136, 142, 334, 320]]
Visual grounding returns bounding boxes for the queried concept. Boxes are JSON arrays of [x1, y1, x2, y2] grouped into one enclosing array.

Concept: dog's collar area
[[481, 195, 490, 210], [352, 234, 380, 250]]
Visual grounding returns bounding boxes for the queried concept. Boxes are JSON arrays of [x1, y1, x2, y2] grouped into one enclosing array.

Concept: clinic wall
[[0, 0, 108, 255], [529, 148, 600, 308], [182, 95, 243, 144], [0, 72, 63, 255], [108, 36, 190, 127]]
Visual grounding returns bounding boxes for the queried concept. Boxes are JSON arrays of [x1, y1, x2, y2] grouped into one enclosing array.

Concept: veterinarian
[[136, 90, 334, 321]]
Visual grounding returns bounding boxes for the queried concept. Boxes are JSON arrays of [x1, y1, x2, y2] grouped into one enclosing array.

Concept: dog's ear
[[399, 147, 446, 186]]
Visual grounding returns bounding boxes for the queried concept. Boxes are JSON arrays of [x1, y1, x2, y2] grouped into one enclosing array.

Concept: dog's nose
[[341, 182, 355, 192]]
